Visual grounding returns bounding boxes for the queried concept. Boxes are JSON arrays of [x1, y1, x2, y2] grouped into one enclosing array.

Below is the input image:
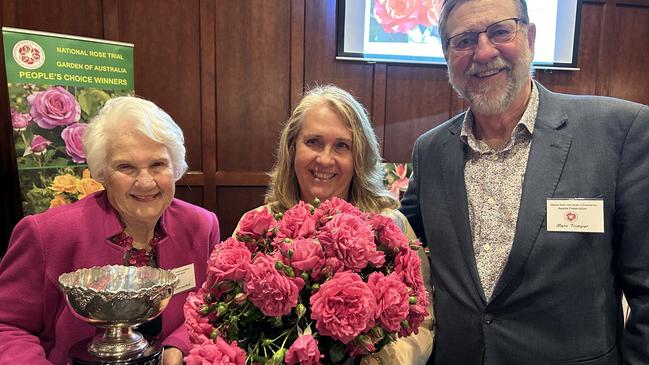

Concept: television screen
[[337, 0, 582, 70]]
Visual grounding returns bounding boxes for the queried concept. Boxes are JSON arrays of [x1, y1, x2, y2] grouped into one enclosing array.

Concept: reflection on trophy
[[59, 265, 178, 364]]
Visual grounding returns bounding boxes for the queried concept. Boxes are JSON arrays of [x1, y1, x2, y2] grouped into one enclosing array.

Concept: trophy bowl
[[59, 265, 178, 359]]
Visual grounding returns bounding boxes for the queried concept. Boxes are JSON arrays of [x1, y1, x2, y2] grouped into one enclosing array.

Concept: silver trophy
[[59, 265, 178, 363]]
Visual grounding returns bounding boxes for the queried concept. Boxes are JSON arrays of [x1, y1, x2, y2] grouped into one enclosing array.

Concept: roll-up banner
[[2, 27, 134, 214]]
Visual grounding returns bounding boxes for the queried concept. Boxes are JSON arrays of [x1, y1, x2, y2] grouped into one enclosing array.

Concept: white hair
[[84, 96, 188, 183]]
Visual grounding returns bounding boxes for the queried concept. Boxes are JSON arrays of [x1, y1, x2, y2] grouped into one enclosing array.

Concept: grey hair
[[438, 0, 529, 54], [84, 96, 188, 183]]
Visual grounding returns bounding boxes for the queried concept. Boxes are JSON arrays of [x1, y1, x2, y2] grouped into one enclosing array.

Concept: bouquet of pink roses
[[184, 198, 430, 365]]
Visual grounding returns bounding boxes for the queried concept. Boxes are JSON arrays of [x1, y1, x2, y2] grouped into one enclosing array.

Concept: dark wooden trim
[[290, 0, 305, 109], [200, 0, 217, 213], [215, 171, 269, 186], [372, 63, 387, 152], [615, 0, 649, 6], [177, 171, 205, 186], [595, 0, 617, 95], [1, 0, 17, 25]]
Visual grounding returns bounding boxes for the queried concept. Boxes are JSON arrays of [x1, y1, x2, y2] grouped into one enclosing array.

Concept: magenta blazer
[[0, 191, 219, 364]]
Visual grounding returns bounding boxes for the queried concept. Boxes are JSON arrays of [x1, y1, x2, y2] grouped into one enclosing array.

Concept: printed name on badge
[[171, 263, 196, 295], [546, 199, 604, 233]]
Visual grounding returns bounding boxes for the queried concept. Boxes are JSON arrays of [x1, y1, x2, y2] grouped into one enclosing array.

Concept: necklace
[[110, 228, 165, 267]]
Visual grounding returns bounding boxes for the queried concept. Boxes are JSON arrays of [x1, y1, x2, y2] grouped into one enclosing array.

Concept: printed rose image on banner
[[9, 83, 129, 213], [3, 27, 134, 214]]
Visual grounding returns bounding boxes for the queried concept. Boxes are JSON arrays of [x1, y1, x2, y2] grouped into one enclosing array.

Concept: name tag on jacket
[[546, 199, 604, 233], [171, 263, 196, 294]]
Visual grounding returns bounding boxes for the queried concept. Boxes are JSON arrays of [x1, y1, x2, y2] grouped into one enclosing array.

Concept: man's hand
[[162, 347, 184, 365]]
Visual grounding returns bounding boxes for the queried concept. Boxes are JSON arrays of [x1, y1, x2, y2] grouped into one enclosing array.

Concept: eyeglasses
[[446, 17, 527, 53]]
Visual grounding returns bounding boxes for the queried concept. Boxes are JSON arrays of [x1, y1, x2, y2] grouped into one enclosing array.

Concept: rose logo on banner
[[565, 211, 578, 222], [12, 40, 45, 69]]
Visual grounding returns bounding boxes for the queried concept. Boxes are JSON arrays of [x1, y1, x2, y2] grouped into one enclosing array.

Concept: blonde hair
[[265, 85, 397, 213], [84, 96, 188, 183]]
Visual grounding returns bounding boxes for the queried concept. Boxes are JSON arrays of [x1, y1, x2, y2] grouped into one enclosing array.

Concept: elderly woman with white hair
[[0, 96, 219, 365]]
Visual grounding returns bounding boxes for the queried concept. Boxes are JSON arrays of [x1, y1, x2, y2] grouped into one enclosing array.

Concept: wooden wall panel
[[217, 187, 267, 238], [215, 0, 291, 174], [383, 65, 454, 162], [114, 0, 203, 172], [303, 0, 375, 114], [608, 4, 649, 105], [4, 0, 103, 38]]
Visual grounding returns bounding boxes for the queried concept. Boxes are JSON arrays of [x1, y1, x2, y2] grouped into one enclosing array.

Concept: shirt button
[[487, 197, 496, 204], [483, 244, 492, 252]]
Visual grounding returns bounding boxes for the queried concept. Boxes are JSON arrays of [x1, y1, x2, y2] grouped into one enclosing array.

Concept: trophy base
[[68, 337, 163, 365]]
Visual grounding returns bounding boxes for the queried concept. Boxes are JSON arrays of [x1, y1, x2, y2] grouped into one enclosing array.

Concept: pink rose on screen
[[183, 289, 214, 344], [278, 238, 325, 275], [237, 207, 277, 240], [184, 337, 246, 365], [369, 213, 410, 254], [285, 335, 322, 365], [310, 271, 377, 344], [275, 201, 317, 242], [61, 122, 88, 163], [27, 86, 81, 129], [206, 237, 251, 289], [368, 272, 410, 332], [417, 0, 443, 27], [30, 135, 52, 153], [11, 108, 31, 130], [373, 0, 420, 33], [318, 213, 385, 271], [244, 254, 303, 317]]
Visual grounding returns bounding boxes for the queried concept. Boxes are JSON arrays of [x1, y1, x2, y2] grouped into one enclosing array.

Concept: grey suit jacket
[[400, 82, 649, 364]]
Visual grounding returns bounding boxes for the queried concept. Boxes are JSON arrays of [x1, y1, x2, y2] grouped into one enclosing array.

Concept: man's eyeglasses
[[446, 17, 527, 53]]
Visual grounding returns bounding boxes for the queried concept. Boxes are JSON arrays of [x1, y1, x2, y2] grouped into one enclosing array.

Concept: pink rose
[[318, 213, 385, 272], [30, 135, 52, 153], [285, 335, 322, 365], [27, 86, 80, 129], [278, 238, 325, 275], [310, 272, 377, 344], [184, 289, 214, 344], [61, 122, 88, 163], [236, 207, 277, 241], [184, 337, 246, 365], [205, 238, 251, 295], [11, 108, 31, 130], [244, 254, 303, 317], [274, 201, 317, 243], [373, 0, 419, 33], [312, 197, 365, 227], [368, 214, 409, 254], [368, 272, 410, 332], [394, 249, 430, 336]]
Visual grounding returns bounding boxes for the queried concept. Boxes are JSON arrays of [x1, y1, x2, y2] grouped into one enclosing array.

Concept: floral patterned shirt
[[460, 82, 539, 300]]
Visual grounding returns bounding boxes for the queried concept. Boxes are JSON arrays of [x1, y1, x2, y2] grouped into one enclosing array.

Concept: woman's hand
[[162, 347, 184, 365]]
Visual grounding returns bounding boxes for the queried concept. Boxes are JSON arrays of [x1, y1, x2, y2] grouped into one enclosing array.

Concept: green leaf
[[77, 89, 111, 118], [329, 342, 345, 363]]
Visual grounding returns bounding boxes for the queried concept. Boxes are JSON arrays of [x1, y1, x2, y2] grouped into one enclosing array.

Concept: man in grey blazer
[[399, 0, 649, 364]]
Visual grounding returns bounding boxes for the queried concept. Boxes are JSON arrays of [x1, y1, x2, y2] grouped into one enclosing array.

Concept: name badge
[[546, 198, 604, 233], [171, 263, 196, 295]]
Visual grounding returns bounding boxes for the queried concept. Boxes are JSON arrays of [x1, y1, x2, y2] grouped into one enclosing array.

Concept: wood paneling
[[1, 0, 649, 255], [114, 0, 203, 172], [608, 4, 649, 104], [217, 187, 267, 239], [215, 1, 290, 174], [304, 0, 375, 112], [384, 65, 454, 162]]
